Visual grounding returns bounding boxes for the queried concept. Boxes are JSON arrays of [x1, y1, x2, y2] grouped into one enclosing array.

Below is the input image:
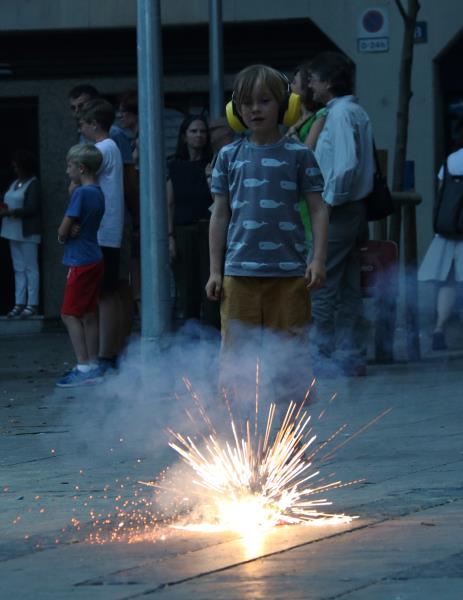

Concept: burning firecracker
[[163, 399, 356, 538]]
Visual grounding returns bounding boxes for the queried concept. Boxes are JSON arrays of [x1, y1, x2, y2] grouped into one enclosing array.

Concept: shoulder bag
[[365, 143, 394, 222], [433, 160, 463, 238]]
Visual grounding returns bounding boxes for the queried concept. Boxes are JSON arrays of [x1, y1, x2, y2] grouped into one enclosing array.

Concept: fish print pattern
[[284, 142, 304, 151], [261, 158, 289, 167], [242, 220, 267, 230], [279, 262, 303, 270], [306, 167, 321, 176], [229, 160, 251, 170], [243, 178, 269, 187], [278, 221, 298, 231], [259, 241, 283, 250], [259, 199, 285, 209], [210, 137, 323, 276], [228, 241, 247, 250], [280, 180, 298, 191], [231, 199, 250, 209]]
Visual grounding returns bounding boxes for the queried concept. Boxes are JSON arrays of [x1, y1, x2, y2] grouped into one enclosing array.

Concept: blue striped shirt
[[315, 95, 374, 206]]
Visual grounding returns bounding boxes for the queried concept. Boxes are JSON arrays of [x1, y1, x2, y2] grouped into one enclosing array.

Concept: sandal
[[20, 305, 38, 318], [7, 304, 25, 318]]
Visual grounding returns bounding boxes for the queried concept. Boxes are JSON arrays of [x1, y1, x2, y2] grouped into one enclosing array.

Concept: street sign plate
[[357, 37, 389, 53]]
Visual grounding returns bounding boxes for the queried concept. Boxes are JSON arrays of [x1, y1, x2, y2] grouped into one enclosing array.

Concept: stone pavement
[[1, 329, 463, 599]]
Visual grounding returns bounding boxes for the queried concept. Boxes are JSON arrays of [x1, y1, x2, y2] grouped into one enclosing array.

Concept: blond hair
[[66, 144, 103, 175], [233, 64, 287, 109]]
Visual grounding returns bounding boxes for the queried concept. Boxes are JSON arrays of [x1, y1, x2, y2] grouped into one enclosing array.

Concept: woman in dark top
[[0, 150, 41, 318], [167, 115, 216, 325]]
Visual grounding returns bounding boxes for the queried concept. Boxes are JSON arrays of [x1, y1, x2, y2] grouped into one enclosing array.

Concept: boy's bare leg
[[82, 312, 99, 364], [61, 314, 89, 364]]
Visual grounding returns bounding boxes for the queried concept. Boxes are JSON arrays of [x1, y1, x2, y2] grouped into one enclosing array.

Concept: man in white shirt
[[308, 52, 374, 377], [78, 99, 125, 373], [68, 85, 135, 166], [69, 86, 139, 359]]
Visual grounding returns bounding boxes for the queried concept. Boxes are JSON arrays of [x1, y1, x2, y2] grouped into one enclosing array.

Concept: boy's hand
[[206, 273, 223, 301], [70, 223, 81, 238], [305, 258, 326, 291], [286, 127, 299, 141]]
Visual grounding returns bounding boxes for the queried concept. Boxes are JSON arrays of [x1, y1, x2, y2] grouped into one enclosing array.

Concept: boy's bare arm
[[305, 191, 329, 290], [206, 194, 231, 301], [58, 216, 74, 242]]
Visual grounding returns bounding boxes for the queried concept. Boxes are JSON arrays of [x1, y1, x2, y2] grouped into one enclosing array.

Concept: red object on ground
[[360, 240, 398, 297]]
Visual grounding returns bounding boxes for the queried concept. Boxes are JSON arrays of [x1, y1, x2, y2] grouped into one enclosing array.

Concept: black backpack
[[433, 160, 463, 238]]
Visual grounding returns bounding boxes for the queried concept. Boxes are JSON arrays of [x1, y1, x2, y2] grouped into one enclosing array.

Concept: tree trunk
[[378, 0, 421, 364], [389, 0, 420, 244]]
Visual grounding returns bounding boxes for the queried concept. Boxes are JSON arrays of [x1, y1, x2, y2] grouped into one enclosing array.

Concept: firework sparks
[[160, 391, 357, 544], [63, 373, 389, 548]]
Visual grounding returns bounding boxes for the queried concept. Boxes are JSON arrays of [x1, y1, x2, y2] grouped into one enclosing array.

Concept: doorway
[[436, 29, 463, 153], [0, 97, 40, 315]]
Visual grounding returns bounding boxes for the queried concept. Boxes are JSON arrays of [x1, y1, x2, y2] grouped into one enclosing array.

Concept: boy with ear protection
[[206, 64, 329, 353]]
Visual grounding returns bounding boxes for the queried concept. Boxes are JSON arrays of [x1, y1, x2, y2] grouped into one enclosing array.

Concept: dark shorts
[[61, 261, 104, 317], [101, 246, 121, 294]]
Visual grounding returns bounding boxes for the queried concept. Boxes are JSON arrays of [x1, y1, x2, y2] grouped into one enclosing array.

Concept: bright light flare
[[166, 398, 357, 543], [68, 372, 386, 547]]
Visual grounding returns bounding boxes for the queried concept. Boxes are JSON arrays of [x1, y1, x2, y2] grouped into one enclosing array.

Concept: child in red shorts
[[56, 144, 106, 387]]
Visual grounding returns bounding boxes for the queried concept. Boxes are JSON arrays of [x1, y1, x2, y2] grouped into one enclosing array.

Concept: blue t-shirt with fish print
[[211, 136, 324, 277]]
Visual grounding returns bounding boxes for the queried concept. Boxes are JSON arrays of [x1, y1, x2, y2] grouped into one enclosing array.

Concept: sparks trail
[[306, 423, 349, 463], [320, 408, 393, 463], [163, 381, 356, 533], [182, 376, 217, 436], [254, 358, 260, 438], [67, 374, 389, 545]]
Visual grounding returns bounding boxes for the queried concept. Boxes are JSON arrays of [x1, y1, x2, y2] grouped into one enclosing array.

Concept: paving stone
[[1, 332, 463, 599]]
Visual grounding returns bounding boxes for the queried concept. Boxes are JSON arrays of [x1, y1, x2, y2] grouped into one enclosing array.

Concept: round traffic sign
[[362, 9, 384, 33]]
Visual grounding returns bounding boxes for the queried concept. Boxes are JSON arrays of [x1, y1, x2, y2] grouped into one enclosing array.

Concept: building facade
[[0, 0, 462, 316]]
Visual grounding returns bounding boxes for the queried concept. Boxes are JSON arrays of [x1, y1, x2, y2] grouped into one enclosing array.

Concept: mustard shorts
[[220, 275, 310, 346]]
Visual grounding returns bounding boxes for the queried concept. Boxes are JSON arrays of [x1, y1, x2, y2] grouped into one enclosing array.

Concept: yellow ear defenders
[[225, 72, 301, 133]]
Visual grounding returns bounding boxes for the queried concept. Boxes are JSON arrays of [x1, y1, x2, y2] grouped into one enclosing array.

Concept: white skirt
[[418, 234, 463, 282]]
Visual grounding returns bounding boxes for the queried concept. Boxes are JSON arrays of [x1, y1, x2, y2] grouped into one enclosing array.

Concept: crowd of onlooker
[[1, 50, 462, 388]]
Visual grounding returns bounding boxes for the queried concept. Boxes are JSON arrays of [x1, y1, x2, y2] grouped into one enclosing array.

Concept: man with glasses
[[308, 52, 374, 377], [68, 85, 133, 163]]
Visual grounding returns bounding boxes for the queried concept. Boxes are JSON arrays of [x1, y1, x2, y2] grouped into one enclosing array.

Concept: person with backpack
[[418, 117, 463, 350]]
